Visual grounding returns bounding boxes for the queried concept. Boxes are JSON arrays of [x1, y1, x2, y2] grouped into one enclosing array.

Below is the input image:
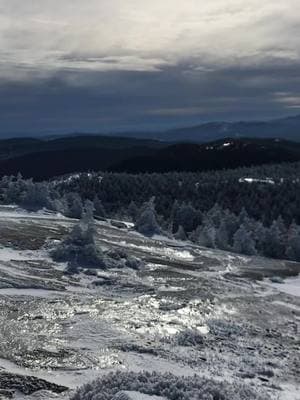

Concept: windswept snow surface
[[266, 275, 300, 297], [0, 207, 299, 400]]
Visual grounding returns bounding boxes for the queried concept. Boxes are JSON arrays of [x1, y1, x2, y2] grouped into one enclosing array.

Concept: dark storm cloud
[[0, 0, 300, 135], [1, 60, 300, 136]]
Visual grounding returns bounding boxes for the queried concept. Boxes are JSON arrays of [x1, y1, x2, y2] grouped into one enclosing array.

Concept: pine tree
[[207, 203, 223, 228], [233, 224, 257, 256], [173, 202, 200, 233], [216, 220, 230, 250], [51, 218, 105, 270], [263, 220, 286, 259], [174, 225, 187, 241], [197, 224, 216, 248], [127, 201, 139, 221], [93, 196, 106, 218], [20, 181, 50, 211], [238, 207, 250, 225], [135, 199, 161, 236], [251, 221, 267, 253], [222, 209, 239, 246], [286, 222, 300, 261], [189, 226, 202, 243], [82, 199, 95, 224], [4, 174, 27, 204], [67, 193, 83, 219]]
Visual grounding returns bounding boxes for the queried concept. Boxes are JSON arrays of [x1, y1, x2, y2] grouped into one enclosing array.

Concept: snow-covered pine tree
[[127, 201, 139, 222], [233, 224, 257, 256], [263, 220, 286, 259], [67, 193, 84, 219], [93, 196, 106, 218], [135, 198, 161, 236], [174, 225, 187, 241], [82, 199, 95, 223], [51, 204, 105, 270], [207, 203, 223, 228], [251, 220, 267, 253], [286, 222, 300, 261], [172, 202, 201, 233], [197, 223, 216, 248], [216, 220, 230, 250], [20, 181, 51, 211]]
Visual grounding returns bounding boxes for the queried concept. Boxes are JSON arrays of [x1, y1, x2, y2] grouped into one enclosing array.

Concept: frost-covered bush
[[105, 248, 128, 261], [51, 221, 106, 269], [71, 370, 270, 400], [208, 319, 244, 338], [51, 215, 144, 272], [172, 329, 204, 347], [125, 256, 144, 270]]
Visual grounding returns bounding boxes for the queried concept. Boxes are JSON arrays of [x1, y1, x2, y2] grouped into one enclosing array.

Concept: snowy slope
[[0, 207, 299, 400]]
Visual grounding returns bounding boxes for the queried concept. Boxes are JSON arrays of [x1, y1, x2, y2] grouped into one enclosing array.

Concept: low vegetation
[[71, 370, 270, 400]]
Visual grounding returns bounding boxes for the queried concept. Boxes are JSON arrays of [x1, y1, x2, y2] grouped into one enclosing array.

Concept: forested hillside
[[55, 161, 300, 226], [1, 136, 300, 179], [112, 138, 300, 173], [1, 161, 300, 262]]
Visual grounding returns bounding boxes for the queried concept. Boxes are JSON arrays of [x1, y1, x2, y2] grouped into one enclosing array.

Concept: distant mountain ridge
[[111, 138, 300, 173], [165, 114, 300, 142], [0, 136, 300, 179], [109, 114, 300, 142], [2, 114, 299, 143], [0, 135, 164, 161]]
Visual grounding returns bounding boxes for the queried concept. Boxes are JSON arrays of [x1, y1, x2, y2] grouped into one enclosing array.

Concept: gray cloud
[[0, 0, 299, 135]]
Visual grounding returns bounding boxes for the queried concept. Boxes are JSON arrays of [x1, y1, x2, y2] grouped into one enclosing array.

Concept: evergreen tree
[[173, 202, 201, 233], [216, 220, 230, 250], [189, 226, 202, 243], [67, 193, 83, 219], [197, 224, 216, 248], [233, 224, 257, 256], [222, 209, 239, 246], [4, 174, 27, 204], [93, 196, 106, 218], [82, 199, 95, 223], [174, 225, 187, 241], [207, 203, 223, 227], [20, 181, 50, 211], [135, 199, 161, 236], [51, 218, 105, 270], [51, 196, 68, 215], [286, 222, 300, 261], [127, 201, 139, 221], [263, 220, 286, 259], [251, 221, 267, 253]]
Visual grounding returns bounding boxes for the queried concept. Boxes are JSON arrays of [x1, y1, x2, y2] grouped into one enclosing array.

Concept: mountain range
[[111, 114, 300, 143], [1, 135, 300, 180]]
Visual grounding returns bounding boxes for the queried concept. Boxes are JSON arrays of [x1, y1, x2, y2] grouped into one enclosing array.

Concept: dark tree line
[[54, 162, 300, 226], [134, 199, 300, 261]]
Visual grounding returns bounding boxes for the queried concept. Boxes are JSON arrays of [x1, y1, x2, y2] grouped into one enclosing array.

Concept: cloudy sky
[[1, 0, 300, 136]]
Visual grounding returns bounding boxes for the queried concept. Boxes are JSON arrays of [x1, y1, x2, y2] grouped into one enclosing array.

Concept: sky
[[0, 0, 300, 136]]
